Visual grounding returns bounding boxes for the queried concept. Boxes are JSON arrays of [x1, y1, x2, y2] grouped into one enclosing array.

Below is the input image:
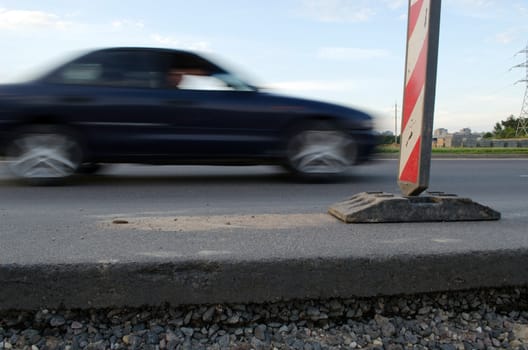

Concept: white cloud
[[111, 19, 144, 29], [299, 0, 375, 22], [151, 34, 211, 52], [433, 110, 495, 133], [446, 0, 496, 8], [467, 94, 519, 104], [317, 47, 391, 61], [434, 92, 521, 132], [0, 8, 70, 30], [493, 26, 528, 46], [495, 31, 515, 45], [445, 0, 498, 19], [384, 0, 406, 10], [518, 4, 528, 15], [266, 79, 357, 92]]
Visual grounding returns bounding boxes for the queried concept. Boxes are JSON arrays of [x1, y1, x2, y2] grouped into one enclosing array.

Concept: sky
[[0, 0, 527, 134]]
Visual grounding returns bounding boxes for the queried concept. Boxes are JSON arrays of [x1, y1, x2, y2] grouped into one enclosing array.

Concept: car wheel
[[286, 123, 356, 179], [6, 126, 83, 184]]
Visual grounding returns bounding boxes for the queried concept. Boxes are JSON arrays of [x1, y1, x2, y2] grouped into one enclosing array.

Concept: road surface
[[1, 158, 527, 263], [1, 158, 528, 309]]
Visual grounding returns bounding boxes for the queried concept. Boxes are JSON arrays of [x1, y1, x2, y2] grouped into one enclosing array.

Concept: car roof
[[89, 47, 226, 73], [92, 46, 199, 56]]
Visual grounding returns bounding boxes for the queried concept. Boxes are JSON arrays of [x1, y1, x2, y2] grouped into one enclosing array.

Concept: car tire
[[6, 125, 83, 184], [285, 122, 357, 180]]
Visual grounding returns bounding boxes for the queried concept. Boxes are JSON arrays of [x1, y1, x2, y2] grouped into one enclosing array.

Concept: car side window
[[177, 75, 233, 91], [50, 51, 164, 88], [166, 53, 242, 91]]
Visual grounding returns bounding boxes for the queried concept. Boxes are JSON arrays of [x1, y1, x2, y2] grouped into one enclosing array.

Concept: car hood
[[258, 91, 373, 123]]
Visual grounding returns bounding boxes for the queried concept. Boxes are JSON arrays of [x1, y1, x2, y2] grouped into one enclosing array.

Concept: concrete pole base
[[328, 192, 501, 223]]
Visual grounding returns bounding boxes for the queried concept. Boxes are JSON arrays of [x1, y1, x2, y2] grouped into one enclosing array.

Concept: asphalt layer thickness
[[1, 159, 528, 310]]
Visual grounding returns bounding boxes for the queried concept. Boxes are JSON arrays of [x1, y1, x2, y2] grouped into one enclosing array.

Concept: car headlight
[[357, 117, 374, 130]]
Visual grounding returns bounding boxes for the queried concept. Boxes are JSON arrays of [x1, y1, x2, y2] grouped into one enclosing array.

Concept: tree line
[[488, 115, 525, 139]]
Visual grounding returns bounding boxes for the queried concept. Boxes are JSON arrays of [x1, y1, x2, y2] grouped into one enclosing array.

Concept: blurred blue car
[[0, 47, 376, 183]]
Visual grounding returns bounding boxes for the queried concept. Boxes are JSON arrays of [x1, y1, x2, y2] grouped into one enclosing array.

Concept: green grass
[[376, 145, 400, 153], [376, 145, 528, 155]]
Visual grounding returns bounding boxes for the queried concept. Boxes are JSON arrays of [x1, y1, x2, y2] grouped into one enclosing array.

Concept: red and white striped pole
[[330, 1, 499, 223], [398, 0, 441, 196]]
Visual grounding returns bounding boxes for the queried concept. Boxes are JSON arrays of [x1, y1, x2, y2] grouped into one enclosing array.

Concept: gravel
[[1, 287, 527, 350]]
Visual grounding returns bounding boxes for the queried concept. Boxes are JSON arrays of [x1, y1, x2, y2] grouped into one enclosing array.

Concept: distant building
[[459, 128, 472, 136], [434, 134, 452, 148], [433, 128, 483, 148], [432, 127, 528, 148], [478, 139, 492, 147], [451, 129, 482, 147], [433, 128, 449, 138], [491, 139, 525, 147], [433, 128, 528, 148]]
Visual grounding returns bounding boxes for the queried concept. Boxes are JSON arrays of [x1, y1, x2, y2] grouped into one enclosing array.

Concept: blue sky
[[0, 0, 527, 133]]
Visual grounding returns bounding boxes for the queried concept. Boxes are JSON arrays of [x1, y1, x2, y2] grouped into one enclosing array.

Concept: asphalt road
[[2, 158, 526, 213], [0, 158, 527, 265], [2, 158, 528, 308]]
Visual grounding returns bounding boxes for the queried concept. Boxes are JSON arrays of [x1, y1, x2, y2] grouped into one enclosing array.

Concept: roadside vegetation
[[490, 115, 526, 139]]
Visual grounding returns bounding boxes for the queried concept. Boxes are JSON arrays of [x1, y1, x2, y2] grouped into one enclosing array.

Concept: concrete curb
[[2, 248, 528, 310]]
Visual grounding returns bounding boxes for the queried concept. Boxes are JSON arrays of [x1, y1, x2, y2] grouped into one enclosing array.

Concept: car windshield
[[212, 72, 256, 92]]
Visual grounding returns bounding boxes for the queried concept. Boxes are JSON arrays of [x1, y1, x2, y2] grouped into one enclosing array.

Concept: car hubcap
[[8, 133, 81, 179], [288, 130, 354, 174]]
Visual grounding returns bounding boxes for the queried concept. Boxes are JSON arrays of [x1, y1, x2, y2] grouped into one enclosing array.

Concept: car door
[[154, 53, 287, 160], [44, 49, 169, 160]]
